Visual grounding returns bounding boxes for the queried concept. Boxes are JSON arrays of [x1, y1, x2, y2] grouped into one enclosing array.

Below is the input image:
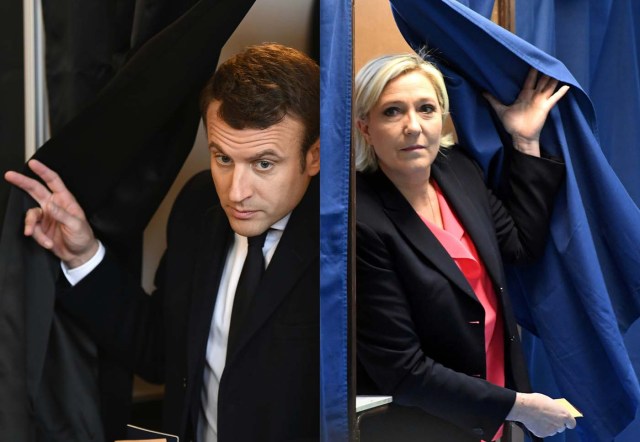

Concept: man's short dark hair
[[200, 43, 319, 164]]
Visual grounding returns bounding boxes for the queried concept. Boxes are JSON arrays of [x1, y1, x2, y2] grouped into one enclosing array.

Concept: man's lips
[[227, 207, 259, 220]]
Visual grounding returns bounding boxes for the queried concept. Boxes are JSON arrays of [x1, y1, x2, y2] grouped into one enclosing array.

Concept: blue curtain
[[456, 0, 493, 19], [388, 1, 640, 440], [319, 0, 351, 441], [515, 2, 640, 441]]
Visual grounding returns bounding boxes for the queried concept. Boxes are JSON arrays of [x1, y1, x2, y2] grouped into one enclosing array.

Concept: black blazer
[[58, 172, 319, 442], [356, 146, 564, 441]]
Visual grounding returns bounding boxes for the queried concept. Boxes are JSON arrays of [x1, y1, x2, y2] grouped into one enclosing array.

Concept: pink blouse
[[421, 182, 505, 440]]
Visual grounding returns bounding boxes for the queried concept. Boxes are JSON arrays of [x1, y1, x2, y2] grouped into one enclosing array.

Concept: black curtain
[[39, 2, 199, 438], [0, 0, 255, 440], [0, 0, 25, 233]]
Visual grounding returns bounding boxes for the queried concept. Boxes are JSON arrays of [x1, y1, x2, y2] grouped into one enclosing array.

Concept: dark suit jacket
[[356, 146, 564, 441], [58, 172, 319, 442]]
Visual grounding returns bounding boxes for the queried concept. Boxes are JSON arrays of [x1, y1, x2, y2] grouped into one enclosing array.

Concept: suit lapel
[[225, 178, 319, 365], [187, 206, 233, 384], [431, 153, 503, 288]]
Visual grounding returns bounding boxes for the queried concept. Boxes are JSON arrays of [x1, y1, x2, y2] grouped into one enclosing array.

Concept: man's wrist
[[64, 240, 100, 269], [61, 241, 105, 286]]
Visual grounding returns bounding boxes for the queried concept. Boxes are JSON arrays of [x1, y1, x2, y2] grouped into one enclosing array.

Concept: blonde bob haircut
[[354, 53, 455, 173]]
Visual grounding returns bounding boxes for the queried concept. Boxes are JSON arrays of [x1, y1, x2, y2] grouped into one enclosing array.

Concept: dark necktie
[[227, 230, 268, 353]]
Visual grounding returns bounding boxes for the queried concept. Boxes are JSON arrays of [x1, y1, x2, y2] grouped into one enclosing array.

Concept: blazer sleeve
[[490, 149, 565, 263], [356, 208, 516, 439]]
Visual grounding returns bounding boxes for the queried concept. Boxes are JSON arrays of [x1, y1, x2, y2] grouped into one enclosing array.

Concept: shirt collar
[[270, 212, 291, 232]]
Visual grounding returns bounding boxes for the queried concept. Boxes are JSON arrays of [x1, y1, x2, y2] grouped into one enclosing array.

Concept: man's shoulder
[[167, 170, 221, 235], [287, 176, 319, 227], [176, 170, 218, 207]]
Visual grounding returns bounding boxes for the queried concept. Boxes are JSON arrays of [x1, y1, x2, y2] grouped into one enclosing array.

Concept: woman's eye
[[419, 104, 436, 113], [255, 160, 274, 171], [215, 155, 232, 165], [383, 107, 401, 117]]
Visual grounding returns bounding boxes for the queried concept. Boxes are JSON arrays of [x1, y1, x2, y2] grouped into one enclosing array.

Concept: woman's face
[[358, 70, 443, 182]]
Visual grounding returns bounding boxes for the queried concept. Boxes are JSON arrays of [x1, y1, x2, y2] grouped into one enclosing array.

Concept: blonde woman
[[354, 53, 574, 441]]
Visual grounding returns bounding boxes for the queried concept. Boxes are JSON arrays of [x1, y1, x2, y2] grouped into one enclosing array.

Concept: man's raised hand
[[4, 160, 98, 268]]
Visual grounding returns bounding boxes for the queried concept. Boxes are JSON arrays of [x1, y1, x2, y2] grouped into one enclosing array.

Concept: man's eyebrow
[[247, 149, 283, 162], [208, 143, 284, 161], [208, 141, 225, 152]]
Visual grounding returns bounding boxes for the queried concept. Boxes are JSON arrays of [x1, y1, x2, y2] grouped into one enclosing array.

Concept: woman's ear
[[356, 117, 372, 145]]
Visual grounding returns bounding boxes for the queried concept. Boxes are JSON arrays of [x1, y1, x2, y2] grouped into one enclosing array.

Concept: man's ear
[[305, 138, 320, 176], [356, 118, 372, 145]]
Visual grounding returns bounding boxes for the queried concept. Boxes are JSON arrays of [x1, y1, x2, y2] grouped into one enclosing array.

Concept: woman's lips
[[401, 145, 426, 152]]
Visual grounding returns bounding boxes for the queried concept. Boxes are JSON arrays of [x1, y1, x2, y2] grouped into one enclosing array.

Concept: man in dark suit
[[5, 43, 319, 442]]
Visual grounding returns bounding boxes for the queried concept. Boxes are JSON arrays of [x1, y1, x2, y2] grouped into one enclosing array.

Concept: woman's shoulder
[[356, 171, 382, 204], [437, 144, 477, 165], [355, 170, 393, 223], [355, 169, 376, 191], [436, 144, 486, 179]]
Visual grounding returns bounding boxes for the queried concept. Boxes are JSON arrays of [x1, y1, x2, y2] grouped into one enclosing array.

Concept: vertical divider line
[[23, 0, 47, 161]]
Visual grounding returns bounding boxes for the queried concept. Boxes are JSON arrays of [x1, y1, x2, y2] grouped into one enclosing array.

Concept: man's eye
[[255, 160, 274, 171], [215, 155, 232, 165], [383, 107, 401, 117]]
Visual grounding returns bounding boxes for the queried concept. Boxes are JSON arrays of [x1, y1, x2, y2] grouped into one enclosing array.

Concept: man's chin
[[228, 219, 270, 238]]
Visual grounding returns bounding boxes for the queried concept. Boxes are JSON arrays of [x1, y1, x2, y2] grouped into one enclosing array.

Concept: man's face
[[206, 100, 320, 237]]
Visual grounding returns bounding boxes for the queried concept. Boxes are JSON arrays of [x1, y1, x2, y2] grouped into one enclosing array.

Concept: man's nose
[[228, 167, 253, 203]]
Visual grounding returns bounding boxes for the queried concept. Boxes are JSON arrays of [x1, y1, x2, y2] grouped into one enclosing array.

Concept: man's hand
[[4, 159, 98, 268], [483, 68, 570, 157], [506, 392, 577, 438]]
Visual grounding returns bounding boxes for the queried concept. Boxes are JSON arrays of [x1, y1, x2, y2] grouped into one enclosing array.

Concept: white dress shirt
[[198, 214, 288, 442]]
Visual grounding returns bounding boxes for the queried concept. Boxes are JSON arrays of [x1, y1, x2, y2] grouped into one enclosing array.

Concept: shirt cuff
[[61, 241, 106, 286]]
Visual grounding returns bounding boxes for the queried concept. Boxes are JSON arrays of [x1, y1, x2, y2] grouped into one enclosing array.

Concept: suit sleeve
[[56, 249, 168, 382], [356, 217, 516, 439], [56, 170, 214, 383]]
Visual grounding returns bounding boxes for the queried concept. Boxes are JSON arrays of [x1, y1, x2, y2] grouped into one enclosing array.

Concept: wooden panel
[[353, 0, 412, 72], [492, 0, 515, 32], [355, 0, 516, 73]]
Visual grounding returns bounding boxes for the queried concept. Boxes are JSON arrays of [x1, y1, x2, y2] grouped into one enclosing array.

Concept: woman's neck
[[383, 166, 443, 228]]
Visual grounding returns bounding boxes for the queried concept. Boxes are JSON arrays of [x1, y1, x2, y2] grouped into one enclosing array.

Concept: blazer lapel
[[431, 154, 503, 288], [225, 178, 319, 364], [370, 169, 477, 301]]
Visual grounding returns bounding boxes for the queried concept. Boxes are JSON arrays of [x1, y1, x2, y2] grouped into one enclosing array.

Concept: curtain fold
[[0, 0, 25, 233], [514, 2, 640, 441]]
